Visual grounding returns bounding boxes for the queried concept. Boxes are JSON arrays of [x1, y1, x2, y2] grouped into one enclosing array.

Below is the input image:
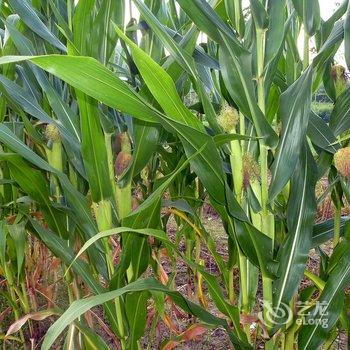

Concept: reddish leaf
[[6, 309, 59, 336]]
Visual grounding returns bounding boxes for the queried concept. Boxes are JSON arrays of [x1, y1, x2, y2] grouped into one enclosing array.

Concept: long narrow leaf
[[9, 0, 66, 52], [269, 68, 313, 200], [273, 144, 317, 326]]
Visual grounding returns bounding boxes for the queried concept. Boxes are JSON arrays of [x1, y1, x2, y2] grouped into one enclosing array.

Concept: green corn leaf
[[92, 0, 124, 65], [0, 221, 7, 265], [71, 0, 115, 203], [273, 144, 317, 327], [307, 111, 340, 154], [234, 221, 276, 278], [121, 120, 159, 184], [0, 14, 18, 100], [177, 0, 236, 45], [198, 270, 246, 340], [41, 278, 249, 350], [292, 0, 321, 36], [76, 93, 111, 203], [0, 74, 80, 155], [312, 218, 347, 248], [0, 55, 158, 123], [134, 0, 196, 76], [346, 0, 350, 70], [224, 0, 245, 37], [2, 38, 85, 180], [265, 12, 294, 95], [165, 27, 219, 70], [0, 55, 241, 223], [77, 323, 110, 350], [69, 227, 165, 271], [0, 125, 107, 276], [265, 0, 287, 65], [329, 87, 350, 137], [327, 238, 350, 273], [72, 0, 95, 55], [303, 0, 321, 36], [250, 0, 269, 30], [9, 0, 66, 52], [114, 28, 245, 214], [115, 26, 203, 131], [219, 37, 278, 147], [319, 1, 348, 46], [48, 0, 73, 42], [0, 125, 95, 233], [313, 20, 344, 69], [125, 291, 150, 349], [178, 0, 278, 147], [139, 1, 164, 63], [213, 133, 261, 146], [0, 74, 53, 124], [269, 67, 313, 200], [5, 18, 81, 141], [0, 3, 347, 348], [298, 242, 350, 349], [6, 220, 26, 278], [0, 153, 69, 239], [132, 1, 221, 133]]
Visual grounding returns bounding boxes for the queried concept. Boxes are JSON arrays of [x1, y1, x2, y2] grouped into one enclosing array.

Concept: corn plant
[[0, 0, 349, 349]]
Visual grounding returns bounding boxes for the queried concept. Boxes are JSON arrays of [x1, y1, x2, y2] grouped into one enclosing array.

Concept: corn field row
[[0, 0, 349, 349]]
